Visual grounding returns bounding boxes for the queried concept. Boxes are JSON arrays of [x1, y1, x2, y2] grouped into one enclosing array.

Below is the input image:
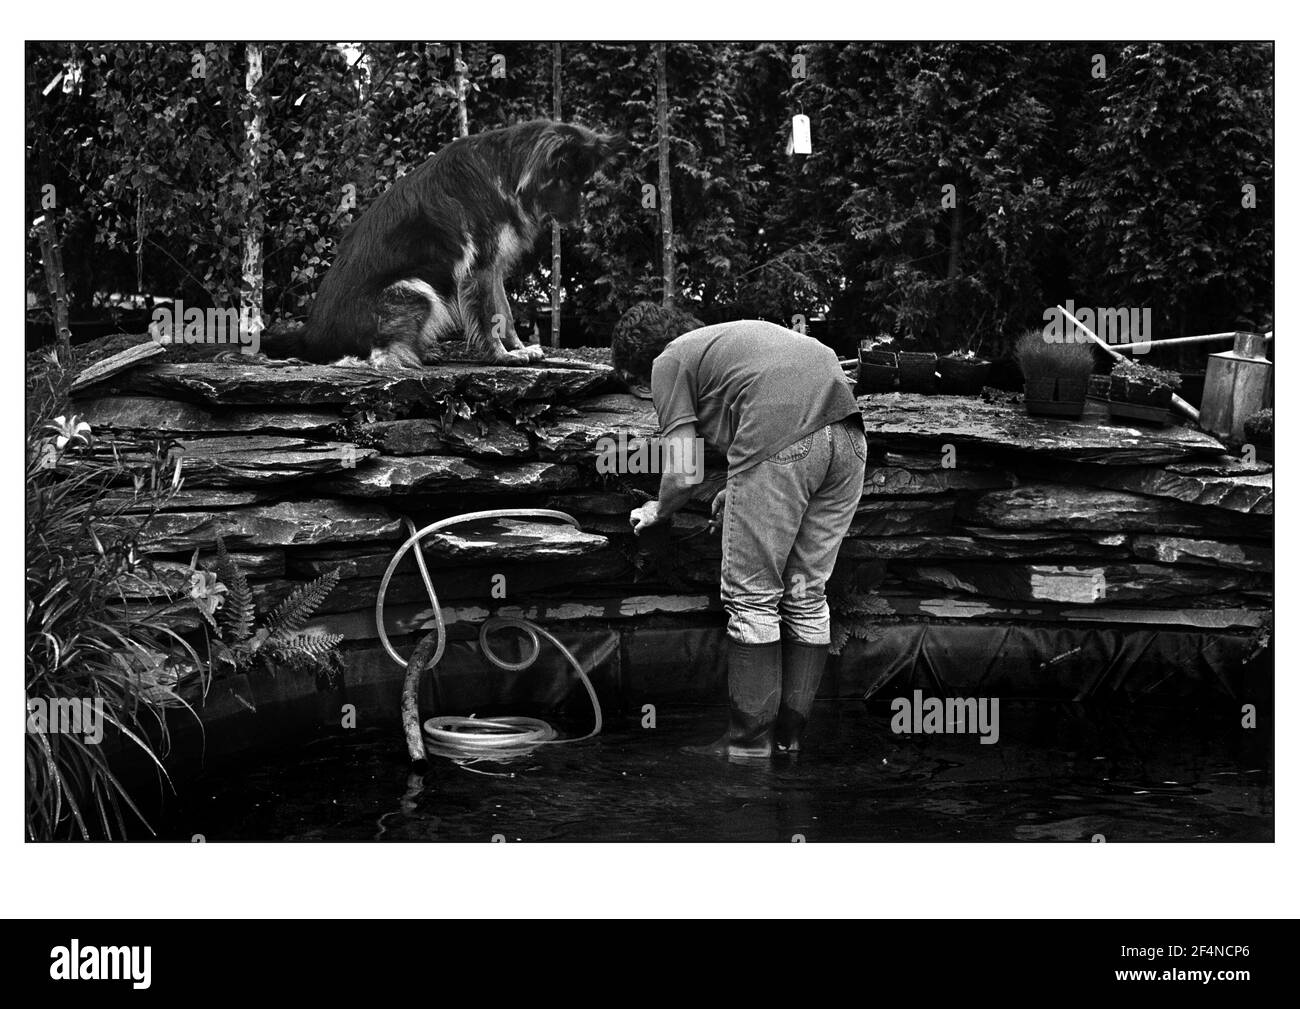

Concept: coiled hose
[[375, 510, 603, 764]]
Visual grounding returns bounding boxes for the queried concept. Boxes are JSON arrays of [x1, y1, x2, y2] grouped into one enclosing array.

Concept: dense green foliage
[[25, 351, 202, 839], [27, 41, 1272, 354]]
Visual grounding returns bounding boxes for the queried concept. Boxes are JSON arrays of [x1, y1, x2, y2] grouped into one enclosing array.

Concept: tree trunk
[[940, 179, 962, 350], [550, 42, 563, 348], [33, 127, 72, 362], [240, 43, 265, 341], [655, 43, 675, 307], [453, 43, 469, 138], [36, 216, 72, 361]]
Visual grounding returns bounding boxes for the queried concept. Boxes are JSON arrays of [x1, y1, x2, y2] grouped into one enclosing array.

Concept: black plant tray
[[898, 352, 939, 393], [857, 365, 898, 393], [857, 349, 899, 393], [938, 357, 991, 395], [1109, 377, 1173, 424], [1108, 401, 1173, 424]]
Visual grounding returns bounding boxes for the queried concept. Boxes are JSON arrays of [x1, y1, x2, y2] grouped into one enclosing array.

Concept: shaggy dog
[[267, 119, 618, 366]]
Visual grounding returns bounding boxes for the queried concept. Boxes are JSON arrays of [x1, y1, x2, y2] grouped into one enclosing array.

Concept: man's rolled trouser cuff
[[724, 609, 782, 645], [777, 602, 831, 645]]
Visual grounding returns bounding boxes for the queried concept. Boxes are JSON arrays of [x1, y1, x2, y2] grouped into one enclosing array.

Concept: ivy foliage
[[27, 42, 1272, 354]]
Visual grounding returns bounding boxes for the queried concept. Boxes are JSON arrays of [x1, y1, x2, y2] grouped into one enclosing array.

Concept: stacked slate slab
[[69, 343, 1273, 733]]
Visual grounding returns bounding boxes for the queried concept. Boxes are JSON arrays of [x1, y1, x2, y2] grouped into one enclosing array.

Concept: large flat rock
[[104, 359, 611, 410], [334, 593, 719, 641], [122, 551, 286, 596], [960, 484, 1269, 538], [107, 487, 277, 511], [891, 562, 1264, 604], [858, 394, 1226, 463], [1042, 461, 1273, 515], [288, 544, 631, 586], [70, 342, 165, 392], [882, 592, 1269, 629], [317, 456, 581, 496], [357, 417, 531, 458], [149, 435, 375, 486], [534, 410, 658, 460], [838, 534, 1132, 562], [850, 498, 955, 536], [140, 499, 402, 551], [416, 517, 609, 562], [75, 395, 343, 435], [1131, 535, 1273, 572], [861, 464, 1016, 496]]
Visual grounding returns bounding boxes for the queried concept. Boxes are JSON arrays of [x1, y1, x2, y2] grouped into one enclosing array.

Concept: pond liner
[[149, 618, 1263, 778]]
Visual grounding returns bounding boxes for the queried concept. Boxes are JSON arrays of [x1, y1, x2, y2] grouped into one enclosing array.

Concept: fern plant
[[829, 589, 896, 656], [201, 535, 344, 679]]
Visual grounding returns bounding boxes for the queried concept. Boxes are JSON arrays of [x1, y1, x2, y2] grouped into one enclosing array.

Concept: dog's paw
[[215, 349, 261, 364], [495, 347, 543, 365]]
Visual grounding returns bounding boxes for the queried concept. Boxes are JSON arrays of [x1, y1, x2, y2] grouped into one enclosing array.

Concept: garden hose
[[375, 510, 603, 765]]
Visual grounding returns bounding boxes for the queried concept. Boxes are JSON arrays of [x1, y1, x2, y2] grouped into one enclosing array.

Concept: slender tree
[[550, 42, 563, 347], [452, 43, 469, 138], [36, 215, 72, 360], [654, 42, 675, 307], [240, 43, 265, 340]]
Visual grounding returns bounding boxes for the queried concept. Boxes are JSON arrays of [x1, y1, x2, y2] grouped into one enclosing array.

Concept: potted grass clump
[[1015, 328, 1094, 418], [938, 349, 992, 395], [857, 339, 899, 393], [1108, 357, 1181, 424]]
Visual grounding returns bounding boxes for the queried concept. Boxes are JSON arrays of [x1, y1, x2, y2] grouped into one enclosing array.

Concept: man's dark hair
[[611, 301, 705, 387]]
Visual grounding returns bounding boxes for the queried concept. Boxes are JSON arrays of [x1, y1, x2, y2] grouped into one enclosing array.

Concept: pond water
[[151, 699, 1271, 842]]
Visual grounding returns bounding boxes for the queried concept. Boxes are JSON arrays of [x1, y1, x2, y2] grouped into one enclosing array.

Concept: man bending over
[[612, 304, 867, 761]]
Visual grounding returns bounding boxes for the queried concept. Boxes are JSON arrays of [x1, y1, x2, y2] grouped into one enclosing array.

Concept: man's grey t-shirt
[[650, 320, 863, 478]]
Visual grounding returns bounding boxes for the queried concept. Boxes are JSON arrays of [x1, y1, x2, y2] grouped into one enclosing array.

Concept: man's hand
[[708, 487, 727, 534], [630, 500, 664, 536]]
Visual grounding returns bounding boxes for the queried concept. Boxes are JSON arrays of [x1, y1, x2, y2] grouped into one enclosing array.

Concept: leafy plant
[[26, 42, 1272, 359], [1015, 327, 1095, 383], [1244, 407, 1273, 446], [829, 589, 896, 655], [203, 535, 344, 679], [1112, 356, 1182, 390], [26, 349, 203, 840]]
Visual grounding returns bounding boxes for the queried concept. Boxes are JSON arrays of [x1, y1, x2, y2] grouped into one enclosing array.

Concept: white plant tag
[[790, 114, 812, 155]]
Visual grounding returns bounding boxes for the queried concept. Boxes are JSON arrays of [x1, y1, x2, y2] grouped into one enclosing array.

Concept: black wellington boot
[[774, 640, 829, 753], [682, 640, 781, 762]]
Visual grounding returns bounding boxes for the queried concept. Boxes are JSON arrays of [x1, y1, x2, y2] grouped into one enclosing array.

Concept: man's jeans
[[720, 418, 868, 646]]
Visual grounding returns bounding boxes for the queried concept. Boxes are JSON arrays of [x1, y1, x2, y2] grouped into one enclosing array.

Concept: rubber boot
[[774, 640, 828, 753], [682, 640, 781, 762]]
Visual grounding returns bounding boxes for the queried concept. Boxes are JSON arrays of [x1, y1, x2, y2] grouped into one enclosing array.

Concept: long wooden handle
[[1110, 330, 1273, 354], [1056, 305, 1200, 423]]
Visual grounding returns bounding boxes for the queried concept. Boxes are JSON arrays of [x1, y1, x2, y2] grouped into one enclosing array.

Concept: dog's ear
[[557, 125, 624, 181], [584, 129, 627, 164], [518, 122, 623, 219]]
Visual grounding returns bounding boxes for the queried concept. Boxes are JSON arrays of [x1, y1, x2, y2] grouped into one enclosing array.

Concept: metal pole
[[1109, 331, 1273, 354]]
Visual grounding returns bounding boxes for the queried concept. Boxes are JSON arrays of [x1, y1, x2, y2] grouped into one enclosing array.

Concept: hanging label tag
[[790, 114, 812, 155]]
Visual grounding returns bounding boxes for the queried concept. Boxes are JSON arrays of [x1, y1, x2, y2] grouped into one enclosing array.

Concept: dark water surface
[[153, 701, 1272, 842]]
